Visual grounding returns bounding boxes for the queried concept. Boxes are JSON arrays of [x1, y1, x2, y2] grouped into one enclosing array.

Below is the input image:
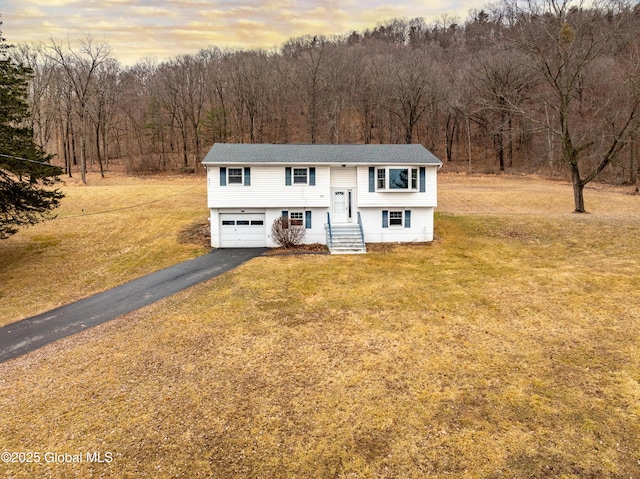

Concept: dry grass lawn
[[1, 173, 639, 478], [0, 173, 210, 326]]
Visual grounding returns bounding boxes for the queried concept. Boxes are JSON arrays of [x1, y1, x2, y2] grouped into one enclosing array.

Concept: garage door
[[220, 214, 266, 247]]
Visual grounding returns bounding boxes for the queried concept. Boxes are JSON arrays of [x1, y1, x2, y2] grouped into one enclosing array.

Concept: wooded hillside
[[12, 0, 640, 188]]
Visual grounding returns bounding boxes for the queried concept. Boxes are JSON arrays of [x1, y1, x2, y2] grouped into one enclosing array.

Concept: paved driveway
[[0, 248, 266, 363]]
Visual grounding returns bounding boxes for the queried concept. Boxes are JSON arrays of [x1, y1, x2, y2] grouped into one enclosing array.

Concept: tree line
[[10, 0, 640, 210]]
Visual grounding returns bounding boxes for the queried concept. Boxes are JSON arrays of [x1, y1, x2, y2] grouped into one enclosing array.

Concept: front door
[[331, 188, 353, 223]]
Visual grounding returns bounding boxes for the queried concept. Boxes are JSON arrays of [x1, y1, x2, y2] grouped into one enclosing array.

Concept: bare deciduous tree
[[505, 0, 640, 211], [48, 36, 111, 184]]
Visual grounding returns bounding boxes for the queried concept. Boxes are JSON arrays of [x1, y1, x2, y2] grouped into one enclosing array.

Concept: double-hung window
[[382, 210, 412, 229], [285, 167, 316, 186], [289, 211, 304, 226], [293, 168, 307, 184], [220, 167, 250, 186], [281, 210, 312, 229], [377, 168, 386, 189], [389, 211, 403, 226], [227, 168, 243, 184]]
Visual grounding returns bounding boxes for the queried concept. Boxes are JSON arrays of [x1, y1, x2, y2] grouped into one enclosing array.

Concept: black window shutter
[[369, 167, 375, 192], [220, 167, 227, 186], [405, 210, 411, 228], [419, 167, 426, 192], [281, 210, 288, 218], [309, 167, 316, 186], [285, 167, 292, 185], [305, 211, 312, 229], [244, 167, 251, 186], [382, 210, 389, 228]]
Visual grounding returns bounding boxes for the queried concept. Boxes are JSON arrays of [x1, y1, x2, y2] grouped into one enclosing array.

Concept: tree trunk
[[102, 123, 108, 172], [404, 125, 413, 144], [495, 132, 505, 171], [467, 116, 472, 173], [445, 114, 457, 162], [96, 124, 104, 178], [630, 138, 637, 189], [571, 165, 586, 213]]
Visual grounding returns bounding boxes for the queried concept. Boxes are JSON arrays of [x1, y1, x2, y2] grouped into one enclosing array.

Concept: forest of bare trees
[[11, 0, 640, 203]]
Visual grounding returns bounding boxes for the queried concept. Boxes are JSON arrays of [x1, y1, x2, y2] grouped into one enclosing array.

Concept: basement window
[[289, 211, 304, 226], [389, 211, 403, 226]]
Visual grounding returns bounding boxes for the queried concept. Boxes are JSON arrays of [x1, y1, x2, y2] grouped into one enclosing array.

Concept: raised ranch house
[[203, 143, 442, 253]]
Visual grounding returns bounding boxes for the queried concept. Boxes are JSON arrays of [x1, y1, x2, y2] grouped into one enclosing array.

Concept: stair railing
[[326, 212, 333, 248], [357, 212, 365, 246]]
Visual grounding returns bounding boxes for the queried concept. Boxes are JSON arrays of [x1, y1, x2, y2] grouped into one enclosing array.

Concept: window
[[389, 211, 403, 226], [228, 168, 243, 184], [377, 168, 386, 189], [285, 167, 315, 186], [293, 168, 308, 184], [220, 167, 250, 186], [389, 168, 409, 189], [376, 167, 419, 191], [382, 210, 411, 229], [282, 210, 312, 229], [289, 212, 304, 226]]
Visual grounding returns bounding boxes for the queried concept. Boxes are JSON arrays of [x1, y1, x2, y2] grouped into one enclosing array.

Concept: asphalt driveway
[[0, 248, 266, 363]]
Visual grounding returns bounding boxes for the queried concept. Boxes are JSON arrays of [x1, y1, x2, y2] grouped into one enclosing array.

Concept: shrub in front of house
[[271, 216, 305, 248]]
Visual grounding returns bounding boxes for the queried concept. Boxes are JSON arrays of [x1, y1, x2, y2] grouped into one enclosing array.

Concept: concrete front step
[[329, 224, 366, 254]]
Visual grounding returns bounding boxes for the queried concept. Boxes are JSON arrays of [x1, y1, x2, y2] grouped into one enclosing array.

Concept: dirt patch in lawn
[[177, 217, 211, 249]]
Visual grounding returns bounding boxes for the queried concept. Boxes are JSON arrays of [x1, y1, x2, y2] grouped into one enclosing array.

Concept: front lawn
[[1, 174, 639, 477]]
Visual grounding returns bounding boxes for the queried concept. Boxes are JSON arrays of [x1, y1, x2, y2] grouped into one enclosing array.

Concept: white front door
[[331, 189, 353, 223]]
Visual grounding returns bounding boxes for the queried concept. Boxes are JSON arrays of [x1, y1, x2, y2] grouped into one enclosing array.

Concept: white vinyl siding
[[360, 207, 435, 243], [357, 165, 438, 207], [329, 166, 357, 188], [208, 165, 329, 209]]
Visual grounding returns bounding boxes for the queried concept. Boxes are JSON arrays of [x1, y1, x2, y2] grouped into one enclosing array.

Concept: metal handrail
[[326, 212, 333, 248], [357, 211, 365, 246]]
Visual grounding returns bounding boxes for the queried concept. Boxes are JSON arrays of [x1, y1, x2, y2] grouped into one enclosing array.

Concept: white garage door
[[220, 214, 266, 247]]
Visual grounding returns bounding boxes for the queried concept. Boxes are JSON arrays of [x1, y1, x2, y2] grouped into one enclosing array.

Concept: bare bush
[[271, 216, 305, 248]]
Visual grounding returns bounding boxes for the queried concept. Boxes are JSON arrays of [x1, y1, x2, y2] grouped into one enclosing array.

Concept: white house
[[202, 143, 442, 253]]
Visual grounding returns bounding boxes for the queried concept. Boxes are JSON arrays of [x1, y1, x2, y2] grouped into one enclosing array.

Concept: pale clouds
[[2, 0, 480, 65]]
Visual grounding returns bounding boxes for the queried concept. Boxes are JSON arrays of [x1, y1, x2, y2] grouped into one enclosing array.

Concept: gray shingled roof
[[202, 143, 442, 165]]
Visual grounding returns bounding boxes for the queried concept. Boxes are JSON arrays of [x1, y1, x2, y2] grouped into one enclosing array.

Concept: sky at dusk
[[2, 0, 479, 66]]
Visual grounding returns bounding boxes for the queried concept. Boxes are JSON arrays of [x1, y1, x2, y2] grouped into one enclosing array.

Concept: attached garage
[[219, 213, 266, 247]]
